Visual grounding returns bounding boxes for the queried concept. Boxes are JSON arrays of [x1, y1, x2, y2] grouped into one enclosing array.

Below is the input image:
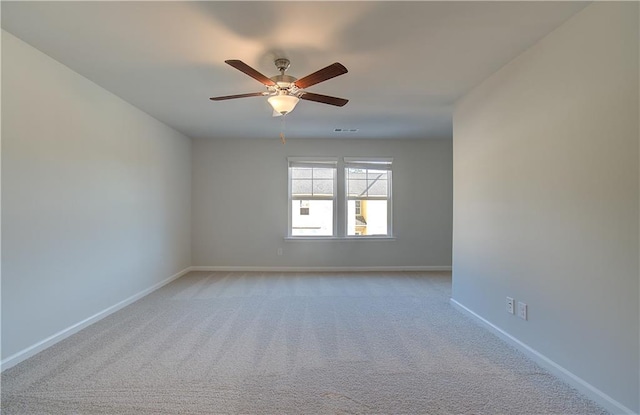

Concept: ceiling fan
[[210, 58, 349, 116]]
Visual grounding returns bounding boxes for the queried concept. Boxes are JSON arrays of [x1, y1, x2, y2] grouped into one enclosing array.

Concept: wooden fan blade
[[300, 92, 348, 107], [294, 63, 348, 89], [225, 60, 276, 86], [209, 92, 267, 101]]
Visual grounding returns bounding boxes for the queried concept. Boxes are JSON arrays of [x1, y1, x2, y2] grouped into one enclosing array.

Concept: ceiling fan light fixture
[[268, 94, 299, 115]]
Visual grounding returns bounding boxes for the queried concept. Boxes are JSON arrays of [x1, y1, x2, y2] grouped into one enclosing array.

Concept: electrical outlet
[[506, 297, 514, 314], [518, 302, 528, 320], [277, 248, 283, 256]]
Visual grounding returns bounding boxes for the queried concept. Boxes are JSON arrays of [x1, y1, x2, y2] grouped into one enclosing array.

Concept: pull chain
[[280, 113, 287, 144]]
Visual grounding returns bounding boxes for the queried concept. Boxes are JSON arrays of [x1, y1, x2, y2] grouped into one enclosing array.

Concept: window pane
[[313, 179, 333, 196], [368, 179, 388, 197], [292, 179, 312, 196], [367, 169, 388, 178], [347, 179, 368, 197], [313, 168, 334, 179], [347, 167, 390, 199], [292, 168, 312, 179], [292, 200, 334, 236], [347, 168, 367, 180], [347, 199, 387, 236]]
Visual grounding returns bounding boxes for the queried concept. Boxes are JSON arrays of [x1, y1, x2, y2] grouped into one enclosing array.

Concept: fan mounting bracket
[[274, 58, 291, 73]]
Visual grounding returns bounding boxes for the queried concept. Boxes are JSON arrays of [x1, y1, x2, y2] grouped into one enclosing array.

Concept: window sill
[[284, 236, 396, 241]]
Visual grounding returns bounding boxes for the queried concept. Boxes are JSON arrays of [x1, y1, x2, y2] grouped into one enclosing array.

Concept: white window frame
[[344, 157, 393, 238], [287, 157, 338, 237], [286, 156, 393, 240]]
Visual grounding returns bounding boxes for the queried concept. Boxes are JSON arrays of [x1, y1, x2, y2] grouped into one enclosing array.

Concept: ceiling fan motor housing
[[270, 74, 298, 90], [271, 59, 298, 93]]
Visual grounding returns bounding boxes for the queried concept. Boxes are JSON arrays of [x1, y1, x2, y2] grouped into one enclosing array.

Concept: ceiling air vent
[[334, 128, 359, 133]]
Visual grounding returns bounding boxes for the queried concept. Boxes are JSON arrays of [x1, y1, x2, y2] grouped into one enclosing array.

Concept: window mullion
[[387, 170, 393, 236], [336, 159, 346, 237], [287, 166, 293, 237]]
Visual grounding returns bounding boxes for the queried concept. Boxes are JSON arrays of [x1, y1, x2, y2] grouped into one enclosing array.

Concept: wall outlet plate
[[518, 302, 527, 320], [506, 297, 514, 314]]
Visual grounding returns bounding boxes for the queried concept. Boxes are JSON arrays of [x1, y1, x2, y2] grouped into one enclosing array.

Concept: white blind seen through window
[[289, 160, 336, 200], [345, 159, 392, 200]]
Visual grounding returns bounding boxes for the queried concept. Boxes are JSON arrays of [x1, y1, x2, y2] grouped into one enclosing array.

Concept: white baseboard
[[191, 265, 452, 272], [1, 266, 193, 372], [449, 298, 636, 415]]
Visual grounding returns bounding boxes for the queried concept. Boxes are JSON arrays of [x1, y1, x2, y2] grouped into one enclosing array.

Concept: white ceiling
[[2, 1, 587, 140]]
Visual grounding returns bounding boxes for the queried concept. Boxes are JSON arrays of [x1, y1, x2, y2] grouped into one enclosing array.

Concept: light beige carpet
[[2, 271, 607, 414]]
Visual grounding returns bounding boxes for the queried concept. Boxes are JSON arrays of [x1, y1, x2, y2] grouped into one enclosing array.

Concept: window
[[288, 157, 392, 238], [288, 158, 337, 236], [345, 158, 392, 236]]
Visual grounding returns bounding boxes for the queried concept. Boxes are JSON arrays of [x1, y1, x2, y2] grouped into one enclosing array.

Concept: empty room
[[1, 1, 638, 414]]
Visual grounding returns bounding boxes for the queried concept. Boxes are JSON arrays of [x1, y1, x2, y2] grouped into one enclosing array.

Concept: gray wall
[[1, 31, 192, 359], [452, 3, 639, 412], [192, 137, 452, 268]]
